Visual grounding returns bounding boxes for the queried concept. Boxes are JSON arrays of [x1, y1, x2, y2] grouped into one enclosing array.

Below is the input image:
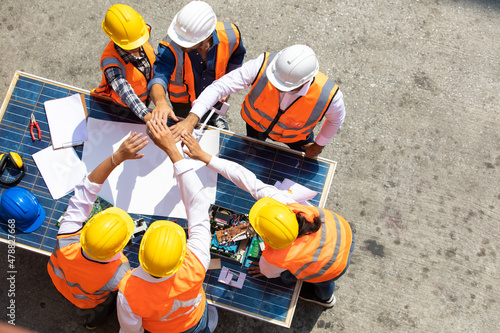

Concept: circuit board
[[209, 204, 259, 265]]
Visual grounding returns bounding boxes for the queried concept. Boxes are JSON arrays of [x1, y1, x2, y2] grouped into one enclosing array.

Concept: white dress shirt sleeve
[[315, 89, 346, 146], [117, 291, 144, 333], [173, 159, 212, 271], [57, 175, 103, 235], [190, 53, 266, 120], [207, 155, 294, 204], [258, 254, 287, 279]]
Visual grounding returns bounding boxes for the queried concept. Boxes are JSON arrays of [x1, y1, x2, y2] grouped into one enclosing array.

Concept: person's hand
[[247, 261, 264, 278], [146, 118, 176, 154], [302, 142, 324, 158], [170, 113, 199, 142], [219, 95, 229, 104], [143, 112, 152, 123], [151, 100, 178, 123], [180, 132, 212, 164], [113, 132, 148, 164]]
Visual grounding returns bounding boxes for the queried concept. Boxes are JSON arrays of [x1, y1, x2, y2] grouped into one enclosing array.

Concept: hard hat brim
[[167, 13, 215, 48], [119, 31, 150, 50], [16, 204, 46, 233], [110, 29, 150, 51]]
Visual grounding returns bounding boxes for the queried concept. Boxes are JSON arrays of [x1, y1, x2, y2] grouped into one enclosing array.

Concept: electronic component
[[248, 238, 261, 259], [213, 209, 232, 228], [216, 224, 253, 244], [209, 205, 255, 264], [131, 218, 147, 239]]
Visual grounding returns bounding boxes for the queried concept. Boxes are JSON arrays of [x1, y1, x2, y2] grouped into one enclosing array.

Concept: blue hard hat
[[0, 187, 46, 233]]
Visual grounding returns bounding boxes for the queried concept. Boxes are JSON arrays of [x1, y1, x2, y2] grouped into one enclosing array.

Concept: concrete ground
[[1, 0, 499, 332]]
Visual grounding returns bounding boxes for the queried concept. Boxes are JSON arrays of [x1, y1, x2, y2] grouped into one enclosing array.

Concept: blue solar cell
[[0, 72, 336, 328]]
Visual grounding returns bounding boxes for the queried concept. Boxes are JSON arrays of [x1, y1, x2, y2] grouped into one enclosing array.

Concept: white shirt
[[117, 159, 212, 333], [207, 155, 295, 278], [58, 175, 102, 235], [190, 53, 346, 146]]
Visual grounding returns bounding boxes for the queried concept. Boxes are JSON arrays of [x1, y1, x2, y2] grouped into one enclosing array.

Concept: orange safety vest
[[47, 230, 130, 309], [119, 249, 207, 332], [262, 204, 352, 283], [160, 21, 241, 105], [241, 52, 339, 143], [91, 40, 156, 106]]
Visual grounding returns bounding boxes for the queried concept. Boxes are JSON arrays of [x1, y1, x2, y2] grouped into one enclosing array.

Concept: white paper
[[32, 146, 87, 200], [275, 178, 317, 205], [81, 118, 219, 218], [44, 93, 88, 149]]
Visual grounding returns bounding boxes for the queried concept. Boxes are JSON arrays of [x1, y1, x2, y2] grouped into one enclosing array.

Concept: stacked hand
[[113, 132, 148, 164], [170, 113, 199, 142], [147, 118, 183, 163], [180, 133, 212, 165]]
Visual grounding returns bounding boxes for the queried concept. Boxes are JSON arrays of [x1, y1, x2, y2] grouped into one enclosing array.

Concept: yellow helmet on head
[[139, 221, 187, 278], [80, 207, 134, 261], [249, 198, 298, 250], [102, 4, 149, 50]]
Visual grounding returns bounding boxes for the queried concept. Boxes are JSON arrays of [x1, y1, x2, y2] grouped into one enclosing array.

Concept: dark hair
[[296, 212, 321, 237]]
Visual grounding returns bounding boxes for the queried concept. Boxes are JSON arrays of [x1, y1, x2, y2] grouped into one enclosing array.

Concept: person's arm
[[189, 54, 263, 119], [147, 45, 179, 122], [181, 133, 292, 203], [104, 67, 150, 121], [58, 133, 148, 235], [147, 120, 211, 270], [117, 291, 144, 333], [302, 89, 346, 157], [259, 255, 287, 278]]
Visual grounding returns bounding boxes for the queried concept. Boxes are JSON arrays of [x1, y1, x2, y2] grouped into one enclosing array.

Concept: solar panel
[[0, 71, 336, 327]]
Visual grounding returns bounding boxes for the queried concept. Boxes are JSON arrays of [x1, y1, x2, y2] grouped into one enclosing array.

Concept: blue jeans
[[181, 301, 210, 333], [281, 235, 355, 301]]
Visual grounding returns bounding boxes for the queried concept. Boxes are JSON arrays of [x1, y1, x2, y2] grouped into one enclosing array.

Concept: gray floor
[[1, 0, 499, 332]]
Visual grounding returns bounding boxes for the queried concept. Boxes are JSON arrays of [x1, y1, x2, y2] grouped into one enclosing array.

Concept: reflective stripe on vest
[[242, 53, 338, 143], [91, 41, 155, 106], [119, 249, 206, 332], [47, 232, 130, 308], [294, 209, 343, 281], [161, 21, 240, 105], [262, 204, 352, 283], [159, 293, 203, 321]]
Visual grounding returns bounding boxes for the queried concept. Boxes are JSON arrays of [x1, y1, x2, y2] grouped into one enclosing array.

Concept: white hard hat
[[266, 44, 319, 92], [167, 1, 217, 48]]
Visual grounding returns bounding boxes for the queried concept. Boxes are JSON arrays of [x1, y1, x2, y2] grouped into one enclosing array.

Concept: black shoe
[[84, 317, 97, 331], [213, 115, 229, 130], [299, 283, 336, 308]]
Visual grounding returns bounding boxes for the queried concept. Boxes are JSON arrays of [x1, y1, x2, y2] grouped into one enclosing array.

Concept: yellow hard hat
[[102, 4, 149, 50], [249, 198, 298, 250], [80, 207, 134, 261], [139, 221, 187, 278]]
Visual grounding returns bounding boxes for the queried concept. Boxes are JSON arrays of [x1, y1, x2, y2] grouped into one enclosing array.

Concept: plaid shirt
[[103, 45, 152, 120], [115, 45, 152, 82]]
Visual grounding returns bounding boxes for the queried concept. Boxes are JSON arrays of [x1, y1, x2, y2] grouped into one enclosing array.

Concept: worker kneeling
[[180, 132, 354, 308], [249, 198, 354, 308], [117, 118, 216, 333]]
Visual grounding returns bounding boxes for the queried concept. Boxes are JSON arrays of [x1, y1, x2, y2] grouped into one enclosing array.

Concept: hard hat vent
[[167, 1, 217, 48], [267, 44, 319, 92]]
